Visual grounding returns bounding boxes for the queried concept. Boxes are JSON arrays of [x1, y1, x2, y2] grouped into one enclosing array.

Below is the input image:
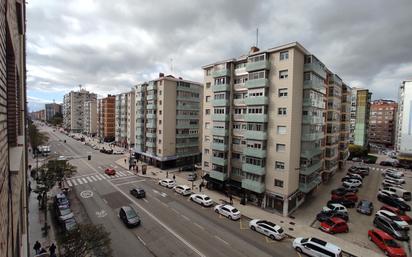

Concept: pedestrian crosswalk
[[66, 170, 133, 187]]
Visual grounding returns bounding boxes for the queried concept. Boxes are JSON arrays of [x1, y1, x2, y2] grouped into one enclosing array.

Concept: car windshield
[[360, 201, 370, 207], [301, 238, 309, 243], [60, 207, 72, 216], [204, 197, 211, 201], [125, 208, 137, 219], [384, 239, 400, 248], [325, 219, 335, 226], [278, 228, 284, 234]]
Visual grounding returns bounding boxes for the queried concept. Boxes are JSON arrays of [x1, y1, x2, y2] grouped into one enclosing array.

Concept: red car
[[381, 205, 412, 224], [368, 228, 406, 257], [331, 192, 358, 202], [319, 217, 348, 234], [105, 168, 116, 176]]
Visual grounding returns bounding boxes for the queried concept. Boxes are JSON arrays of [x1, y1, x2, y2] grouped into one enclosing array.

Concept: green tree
[[28, 121, 49, 154], [50, 112, 63, 126], [58, 223, 113, 257], [348, 144, 368, 157]]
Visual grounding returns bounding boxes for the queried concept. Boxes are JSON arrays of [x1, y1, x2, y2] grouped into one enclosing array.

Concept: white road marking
[[102, 199, 108, 204], [86, 176, 93, 182], [126, 170, 134, 175], [161, 192, 167, 197], [137, 236, 146, 246], [71, 179, 77, 186], [98, 166, 103, 170], [142, 198, 149, 203], [214, 235, 229, 245], [77, 178, 84, 185], [181, 215, 190, 221], [153, 189, 159, 194], [118, 171, 125, 176], [90, 176, 98, 182], [114, 179, 146, 186], [193, 223, 204, 230], [82, 178, 88, 184], [161, 202, 168, 208], [97, 174, 106, 180], [67, 180, 73, 187]]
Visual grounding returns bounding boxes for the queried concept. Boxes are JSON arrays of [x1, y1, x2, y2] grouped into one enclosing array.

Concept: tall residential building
[[0, 0, 28, 256], [369, 99, 397, 148], [63, 89, 97, 132], [45, 103, 62, 121], [396, 81, 412, 164], [126, 90, 136, 147], [339, 84, 351, 168], [29, 110, 45, 121], [115, 92, 128, 146], [134, 74, 203, 169], [202, 43, 350, 216], [97, 95, 116, 142], [83, 99, 97, 136], [349, 88, 372, 147]]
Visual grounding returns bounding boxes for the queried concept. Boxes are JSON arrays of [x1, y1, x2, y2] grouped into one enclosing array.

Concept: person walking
[[199, 183, 202, 192], [33, 241, 41, 254], [173, 174, 176, 181], [229, 195, 233, 205], [49, 243, 57, 257]]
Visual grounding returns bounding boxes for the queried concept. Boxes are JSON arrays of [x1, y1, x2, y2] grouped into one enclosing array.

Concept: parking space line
[[171, 208, 180, 215], [181, 215, 190, 221], [142, 198, 149, 203], [214, 235, 229, 245], [194, 222, 204, 230], [239, 220, 249, 230], [137, 236, 146, 246]]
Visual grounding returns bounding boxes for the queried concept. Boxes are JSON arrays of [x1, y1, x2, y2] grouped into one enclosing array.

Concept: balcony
[[244, 147, 267, 158], [177, 84, 199, 93], [212, 114, 229, 122], [242, 163, 265, 176], [304, 62, 327, 80], [211, 156, 228, 166], [232, 129, 245, 137], [245, 78, 269, 89], [212, 99, 230, 106], [233, 99, 245, 106], [244, 114, 268, 123], [213, 84, 231, 92], [300, 162, 322, 176], [176, 104, 200, 110], [234, 83, 247, 91], [147, 104, 157, 110], [232, 144, 245, 153], [212, 69, 230, 78], [246, 60, 270, 72], [245, 130, 267, 140], [210, 170, 228, 181], [147, 113, 156, 119], [301, 148, 322, 159], [233, 114, 245, 121], [147, 83, 157, 91], [245, 96, 268, 106], [242, 179, 265, 194], [301, 132, 324, 141], [303, 99, 325, 109], [212, 127, 229, 137], [176, 123, 199, 129], [304, 79, 326, 94], [146, 132, 156, 138], [234, 67, 247, 76], [145, 141, 156, 148], [302, 115, 324, 124], [135, 129, 144, 135], [299, 176, 321, 193], [176, 142, 199, 148], [176, 114, 198, 120], [147, 94, 156, 100], [146, 121, 157, 129], [136, 122, 144, 128], [211, 142, 228, 151], [176, 133, 198, 138]]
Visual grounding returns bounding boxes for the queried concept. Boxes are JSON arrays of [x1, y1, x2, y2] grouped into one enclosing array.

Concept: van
[[384, 187, 411, 201], [293, 237, 342, 257]]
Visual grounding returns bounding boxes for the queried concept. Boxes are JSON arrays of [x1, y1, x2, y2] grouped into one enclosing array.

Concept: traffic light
[[88, 155, 91, 161]]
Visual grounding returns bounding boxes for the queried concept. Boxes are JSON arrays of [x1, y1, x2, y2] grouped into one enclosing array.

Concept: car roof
[[163, 178, 174, 182], [378, 210, 396, 217], [177, 185, 190, 189], [222, 204, 237, 210], [121, 206, 134, 211], [372, 228, 394, 240], [329, 217, 345, 223], [308, 238, 341, 252]]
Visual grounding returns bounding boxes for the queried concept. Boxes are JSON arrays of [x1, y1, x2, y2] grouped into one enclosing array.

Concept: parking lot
[[292, 160, 412, 255]]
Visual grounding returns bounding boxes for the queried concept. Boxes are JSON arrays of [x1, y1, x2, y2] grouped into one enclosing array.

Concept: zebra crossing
[[66, 170, 134, 187]]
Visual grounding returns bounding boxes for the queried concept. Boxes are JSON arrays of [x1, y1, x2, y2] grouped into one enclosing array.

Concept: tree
[[28, 121, 49, 154], [50, 112, 63, 126], [348, 144, 368, 158], [58, 223, 113, 257]]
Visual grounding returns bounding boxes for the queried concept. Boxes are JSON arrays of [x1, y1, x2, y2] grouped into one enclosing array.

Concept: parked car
[[187, 172, 197, 181], [63, 217, 77, 232], [331, 192, 358, 202], [383, 187, 411, 201], [316, 210, 349, 222], [384, 175, 405, 184], [380, 161, 394, 167], [54, 192, 69, 208], [113, 149, 124, 155], [345, 173, 363, 181], [382, 180, 404, 189], [173, 185, 192, 196], [378, 192, 411, 212], [368, 228, 406, 257], [331, 187, 352, 196], [320, 217, 349, 234], [381, 205, 412, 224], [327, 199, 356, 208], [249, 219, 285, 240], [105, 168, 116, 176], [130, 188, 146, 198], [56, 205, 74, 223], [384, 177, 405, 185], [357, 200, 374, 215], [158, 178, 176, 188], [119, 206, 141, 228], [180, 165, 195, 172], [378, 190, 404, 201], [189, 194, 213, 207], [352, 157, 362, 162], [376, 210, 409, 230], [342, 179, 362, 188], [100, 148, 113, 154], [214, 204, 241, 220], [293, 237, 342, 257], [322, 203, 348, 214], [342, 182, 360, 192], [373, 216, 409, 241], [383, 169, 404, 177]]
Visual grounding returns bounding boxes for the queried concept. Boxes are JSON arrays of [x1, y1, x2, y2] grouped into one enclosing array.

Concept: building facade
[[134, 74, 202, 169], [97, 95, 116, 142], [45, 103, 62, 121], [369, 99, 397, 148], [29, 109, 45, 121], [396, 81, 412, 164], [126, 90, 135, 147], [349, 88, 372, 147], [63, 89, 97, 133], [339, 84, 351, 167], [115, 92, 128, 146], [83, 99, 97, 136], [201, 43, 350, 216], [0, 0, 29, 256]]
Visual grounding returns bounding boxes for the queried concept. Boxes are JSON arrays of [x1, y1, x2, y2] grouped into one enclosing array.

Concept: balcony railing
[[212, 127, 229, 137], [211, 156, 228, 166], [242, 179, 265, 193], [244, 96, 268, 106], [299, 176, 321, 193], [213, 84, 231, 92], [210, 170, 228, 181], [244, 114, 268, 123], [242, 163, 265, 176], [300, 162, 322, 176], [212, 99, 230, 106], [245, 78, 269, 89], [212, 69, 230, 78], [304, 62, 327, 80], [211, 142, 228, 151], [245, 60, 270, 72], [212, 114, 229, 122], [244, 147, 267, 158], [301, 132, 324, 141], [245, 130, 267, 140]]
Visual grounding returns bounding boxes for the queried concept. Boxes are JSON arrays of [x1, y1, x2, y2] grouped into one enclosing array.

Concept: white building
[[83, 99, 97, 136], [396, 80, 412, 162], [63, 89, 97, 132], [115, 90, 136, 148]]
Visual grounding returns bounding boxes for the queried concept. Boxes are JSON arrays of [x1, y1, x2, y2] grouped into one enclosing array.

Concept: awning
[[204, 174, 225, 185]]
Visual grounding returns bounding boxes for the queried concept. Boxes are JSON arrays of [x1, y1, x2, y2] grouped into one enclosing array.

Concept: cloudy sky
[[27, 0, 412, 111]]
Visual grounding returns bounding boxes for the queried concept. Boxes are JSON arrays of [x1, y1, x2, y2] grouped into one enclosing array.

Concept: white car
[[383, 169, 404, 177], [158, 179, 176, 188], [189, 194, 213, 207], [377, 190, 405, 202], [113, 149, 124, 155], [376, 210, 409, 230], [293, 237, 342, 257], [384, 174, 405, 184], [214, 204, 241, 220], [322, 203, 348, 214], [173, 185, 192, 196], [342, 179, 362, 188], [382, 179, 404, 189], [249, 219, 285, 240], [383, 177, 404, 185]]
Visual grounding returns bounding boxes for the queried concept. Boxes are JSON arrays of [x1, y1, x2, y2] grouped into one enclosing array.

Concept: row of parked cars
[[54, 192, 77, 232]]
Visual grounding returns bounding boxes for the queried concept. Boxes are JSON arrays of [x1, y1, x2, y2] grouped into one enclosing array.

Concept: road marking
[[86, 176, 93, 182], [77, 178, 84, 184], [153, 189, 159, 194], [161, 192, 167, 197], [161, 202, 168, 208], [90, 175, 98, 182], [102, 198, 108, 204], [239, 219, 249, 230], [142, 198, 148, 203], [193, 222, 204, 230], [171, 208, 180, 215], [96, 210, 107, 218], [126, 170, 134, 175], [137, 236, 146, 246], [97, 174, 106, 180], [181, 215, 190, 221], [82, 178, 88, 184], [80, 190, 93, 198], [118, 171, 125, 176], [214, 235, 229, 245], [115, 179, 146, 186], [71, 179, 77, 186], [67, 180, 72, 187], [98, 166, 103, 170]]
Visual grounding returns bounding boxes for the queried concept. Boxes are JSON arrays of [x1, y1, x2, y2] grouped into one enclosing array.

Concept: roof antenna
[[256, 28, 259, 47], [170, 58, 174, 74], [79, 84, 82, 91]]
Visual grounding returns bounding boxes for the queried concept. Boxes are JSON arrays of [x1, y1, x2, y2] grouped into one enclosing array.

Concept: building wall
[[396, 81, 412, 156], [354, 89, 371, 147], [103, 95, 115, 140], [126, 90, 135, 146], [369, 99, 397, 147], [158, 79, 177, 157]]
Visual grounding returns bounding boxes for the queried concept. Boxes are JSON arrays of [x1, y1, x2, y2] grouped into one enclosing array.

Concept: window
[[158, 139, 162, 143], [159, 120, 162, 125], [204, 161, 209, 167], [274, 179, 284, 188], [206, 69, 212, 76], [204, 149, 209, 154], [277, 126, 286, 134], [205, 109, 210, 115], [280, 51, 289, 60], [206, 82, 211, 89], [275, 161, 285, 170], [159, 110, 162, 115], [158, 129, 162, 134], [205, 136, 210, 142], [279, 70, 288, 79], [206, 96, 211, 102], [205, 122, 210, 129], [276, 144, 286, 152], [159, 100, 162, 105], [278, 88, 288, 97], [159, 90, 162, 95], [278, 108, 287, 115], [158, 149, 161, 154]]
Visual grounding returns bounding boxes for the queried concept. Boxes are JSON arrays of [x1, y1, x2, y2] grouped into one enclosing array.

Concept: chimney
[[159, 73, 164, 78], [249, 46, 260, 54]]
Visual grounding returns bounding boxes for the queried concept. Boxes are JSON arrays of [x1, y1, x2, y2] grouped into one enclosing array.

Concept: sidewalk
[[115, 158, 381, 257]]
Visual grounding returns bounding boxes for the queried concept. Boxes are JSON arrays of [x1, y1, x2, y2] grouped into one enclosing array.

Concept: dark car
[[327, 199, 356, 208], [378, 193, 411, 212], [54, 192, 69, 208], [187, 172, 197, 181], [119, 206, 141, 228], [380, 161, 394, 167], [180, 165, 195, 172], [130, 188, 146, 198], [331, 192, 358, 202], [341, 176, 362, 183], [331, 187, 352, 196], [374, 216, 409, 241], [316, 210, 349, 222], [357, 200, 374, 215]]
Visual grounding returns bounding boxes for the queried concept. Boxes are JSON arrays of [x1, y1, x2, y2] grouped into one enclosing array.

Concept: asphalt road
[[41, 125, 298, 257]]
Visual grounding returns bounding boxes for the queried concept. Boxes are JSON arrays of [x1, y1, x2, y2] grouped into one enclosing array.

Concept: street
[[42, 126, 298, 257]]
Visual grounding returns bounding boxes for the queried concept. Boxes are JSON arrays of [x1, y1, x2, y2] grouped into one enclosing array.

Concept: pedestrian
[[124, 158, 127, 164], [49, 243, 57, 257], [199, 183, 202, 192], [28, 181, 32, 194], [173, 174, 176, 181], [33, 241, 41, 254], [229, 195, 233, 205]]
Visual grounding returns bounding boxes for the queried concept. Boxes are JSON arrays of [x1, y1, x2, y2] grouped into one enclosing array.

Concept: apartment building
[[0, 0, 29, 256], [134, 74, 202, 169], [339, 84, 351, 168], [202, 42, 350, 216], [83, 99, 97, 136], [63, 89, 97, 132], [396, 81, 412, 164], [97, 95, 116, 142], [115, 92, 128, 146], [126, 90, 136, 147], [369, 99, 397, 148], [349, 88, 372, 147], [29, 109, 45, 120], [45, 103, 62, 121]]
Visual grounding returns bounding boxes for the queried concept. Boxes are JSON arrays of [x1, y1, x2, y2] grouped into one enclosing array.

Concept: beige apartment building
[[83, 99, 97, 136], [63, 89, 97, 133], [202, 42, 350, 216], [134, 74, 203, 169], [115, 91, 135, 147]]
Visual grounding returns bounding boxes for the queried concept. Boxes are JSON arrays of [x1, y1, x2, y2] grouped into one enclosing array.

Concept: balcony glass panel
[[242, 163, 265, 176], [210, 171, 228, 181], [244, 148, 267, 158], [244, 114, 268, 123], [245, 78, 269, 89], [211, 156, 228, 166], [244, 96, 268, 105], [245, 130, 267, 140], [242, 179, 265, 193], [213, 84, 231, 92], [246, 60, 270, 72]]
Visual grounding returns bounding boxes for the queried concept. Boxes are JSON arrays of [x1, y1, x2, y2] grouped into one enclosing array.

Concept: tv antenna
[[256, 28, 259, 47], [79, 84, 82, 91], [170, 58, 174, 73]]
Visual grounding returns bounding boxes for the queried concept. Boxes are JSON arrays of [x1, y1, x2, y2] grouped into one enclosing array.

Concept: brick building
[[97, 95, 116, 142], [369, 99, 397, 148]]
